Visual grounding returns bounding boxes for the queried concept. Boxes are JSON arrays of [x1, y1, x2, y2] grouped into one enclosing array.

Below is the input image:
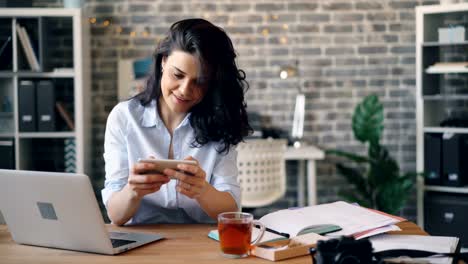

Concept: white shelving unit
[[0, 8, 90, 174], [416, 3, 468, 247]]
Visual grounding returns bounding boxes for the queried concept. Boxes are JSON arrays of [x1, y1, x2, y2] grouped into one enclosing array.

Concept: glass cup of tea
[[217, 212, 266, 258]]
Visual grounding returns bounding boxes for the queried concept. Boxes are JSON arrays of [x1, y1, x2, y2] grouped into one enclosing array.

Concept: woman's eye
[[174, 73, 184, 79]]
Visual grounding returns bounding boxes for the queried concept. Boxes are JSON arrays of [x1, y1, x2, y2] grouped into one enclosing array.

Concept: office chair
[[237, 138, 287, 208]]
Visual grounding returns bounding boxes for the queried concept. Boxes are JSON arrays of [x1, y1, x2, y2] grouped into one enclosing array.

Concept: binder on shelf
[[55, 101, 74, 130], [15, 23, 40, 71], [18, 80, 37, 132], [36, 80, 56, 131], [424, 133, 442, 185], [0, 138, 14, 169], [442, 134, 468, 187]]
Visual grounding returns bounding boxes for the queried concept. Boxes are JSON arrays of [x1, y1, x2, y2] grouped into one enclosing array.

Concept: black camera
[[311, 236, 375, 264]]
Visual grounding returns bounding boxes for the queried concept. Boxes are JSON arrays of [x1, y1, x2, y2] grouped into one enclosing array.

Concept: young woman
[[102, 19, 252, 225]]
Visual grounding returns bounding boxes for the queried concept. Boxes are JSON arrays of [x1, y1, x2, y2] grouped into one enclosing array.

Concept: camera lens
[[336, 253, 361, 264]]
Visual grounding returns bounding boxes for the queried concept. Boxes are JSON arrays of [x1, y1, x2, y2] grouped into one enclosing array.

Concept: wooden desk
[[285, 145, 325, 206], [0, 222, 426, 264]]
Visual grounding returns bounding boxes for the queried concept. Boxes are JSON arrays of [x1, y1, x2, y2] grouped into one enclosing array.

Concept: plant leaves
[[367, 143, 400, 188], [336, 163, 370, 198], [376, 176, 415, 214], [328, 94, 417, 215], [326, 149, 369, 163], [373, 170, 417, 214], [352, 94, 384, 145], [338, 190, 371, 208]]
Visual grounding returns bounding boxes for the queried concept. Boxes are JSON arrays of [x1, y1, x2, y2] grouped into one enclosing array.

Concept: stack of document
[[209, 201, 409, 261], [370, 235, 460, 264], [209, 201, 404, 245], [257, 201, 404, 242]]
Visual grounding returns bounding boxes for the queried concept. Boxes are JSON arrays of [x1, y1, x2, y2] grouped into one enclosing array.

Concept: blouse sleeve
[[210, 147, 241, 210], [101, 104, 129, 208]]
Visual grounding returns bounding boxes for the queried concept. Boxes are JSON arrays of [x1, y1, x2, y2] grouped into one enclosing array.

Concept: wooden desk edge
[[393, 221, 428, 236]]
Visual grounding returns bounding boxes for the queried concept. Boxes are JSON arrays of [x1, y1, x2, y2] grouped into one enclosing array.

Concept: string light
[[280, 36, 288, 44], [280, 70, 288, 79], [88, 9, 286, 39], [279, 65, 298, 80]]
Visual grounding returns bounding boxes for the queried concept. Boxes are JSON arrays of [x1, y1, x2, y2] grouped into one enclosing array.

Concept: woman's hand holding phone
[[127, 159, 172, 199], [137, 158, 197, 176], [163, 156, 209, 199]]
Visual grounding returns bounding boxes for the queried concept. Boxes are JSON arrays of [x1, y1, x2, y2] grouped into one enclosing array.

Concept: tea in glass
[[217, 212, 265, 258]]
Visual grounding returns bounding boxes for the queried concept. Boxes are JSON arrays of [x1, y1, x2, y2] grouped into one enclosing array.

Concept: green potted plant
[[326, 94, 417, 215]]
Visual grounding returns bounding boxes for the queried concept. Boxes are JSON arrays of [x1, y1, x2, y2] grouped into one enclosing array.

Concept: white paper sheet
[[259, 201, 402, 237], [370, 234, 459, 264]]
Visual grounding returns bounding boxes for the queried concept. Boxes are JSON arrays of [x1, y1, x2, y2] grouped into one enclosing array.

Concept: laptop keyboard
[[110, 238, 136, 248]]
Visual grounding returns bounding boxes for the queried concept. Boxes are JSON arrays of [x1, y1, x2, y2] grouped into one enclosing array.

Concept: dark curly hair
[[134, 18, 252, 154]]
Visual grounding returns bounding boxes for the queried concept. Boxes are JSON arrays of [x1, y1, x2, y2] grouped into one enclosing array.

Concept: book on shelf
[[15, 23, 40, 71], [52, 68, 74, 74], [426, 62, 468, 74], [0, 36, 12, 70], [55, 101, 74, 130], [0, 36, 11, 58]]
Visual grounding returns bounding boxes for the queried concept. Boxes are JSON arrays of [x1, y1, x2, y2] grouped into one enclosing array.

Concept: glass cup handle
[[251, 220, 265, 245]]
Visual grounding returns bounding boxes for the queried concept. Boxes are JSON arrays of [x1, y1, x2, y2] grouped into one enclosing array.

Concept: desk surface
[[0, 222, 426, 264]]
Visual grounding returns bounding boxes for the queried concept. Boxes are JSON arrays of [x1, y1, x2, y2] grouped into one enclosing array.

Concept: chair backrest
[[237, 139, 287, 208]]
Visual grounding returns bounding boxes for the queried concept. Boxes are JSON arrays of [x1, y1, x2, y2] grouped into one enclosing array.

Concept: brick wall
[[33, 0, 468, 222]]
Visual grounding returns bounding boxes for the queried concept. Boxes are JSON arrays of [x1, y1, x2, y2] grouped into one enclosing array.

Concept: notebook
[[254, 201, 403, 239]]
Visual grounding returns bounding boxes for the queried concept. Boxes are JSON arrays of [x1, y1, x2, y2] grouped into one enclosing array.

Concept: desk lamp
[[279, 61, 305, 148]]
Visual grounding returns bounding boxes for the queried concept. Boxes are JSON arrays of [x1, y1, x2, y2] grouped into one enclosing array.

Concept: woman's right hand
[[126, 162, 170, 200]]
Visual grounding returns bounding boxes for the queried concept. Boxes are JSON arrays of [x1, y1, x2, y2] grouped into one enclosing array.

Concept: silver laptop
[[0, 169, 164, 255]]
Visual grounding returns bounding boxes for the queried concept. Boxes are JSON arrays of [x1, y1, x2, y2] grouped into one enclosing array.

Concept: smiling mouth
[[173, 94, 190, 103]]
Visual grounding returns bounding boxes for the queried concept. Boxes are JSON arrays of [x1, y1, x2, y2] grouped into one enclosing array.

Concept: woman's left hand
[[163, 156, 208, 199]]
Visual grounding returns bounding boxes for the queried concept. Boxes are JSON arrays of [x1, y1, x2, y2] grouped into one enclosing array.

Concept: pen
[[255, 224, 290, 238]]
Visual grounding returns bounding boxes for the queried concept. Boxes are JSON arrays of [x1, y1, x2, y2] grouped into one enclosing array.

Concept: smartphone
[[137, 158, 197, 174]]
